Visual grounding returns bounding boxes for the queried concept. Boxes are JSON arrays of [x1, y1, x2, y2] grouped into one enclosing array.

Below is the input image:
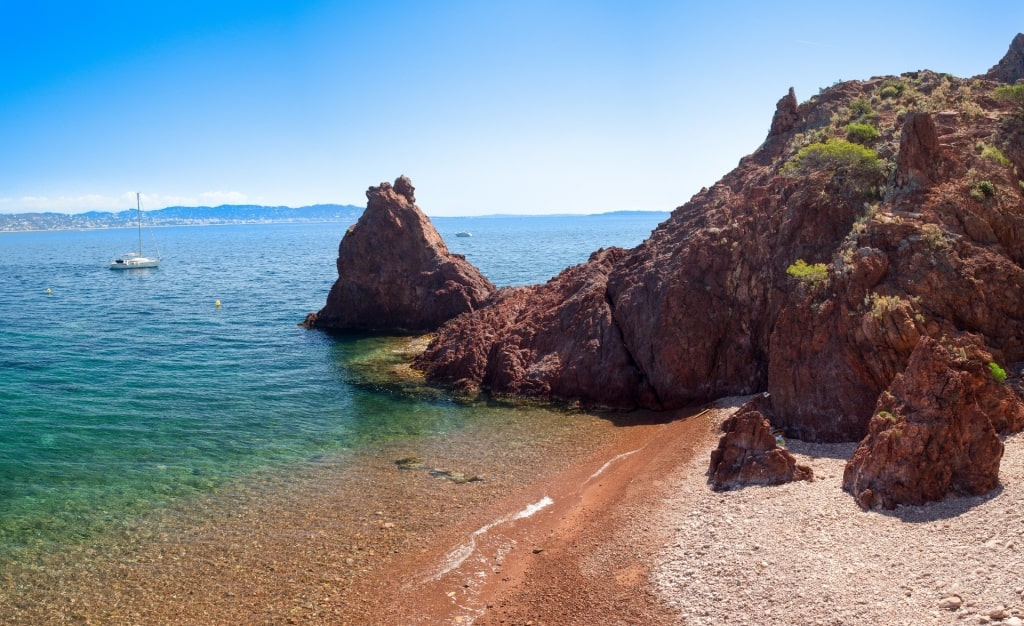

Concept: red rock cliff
[[415, 35, 1024, 443]]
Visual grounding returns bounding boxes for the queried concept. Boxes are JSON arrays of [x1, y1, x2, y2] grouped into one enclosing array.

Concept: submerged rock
[[304, 176, 495, 333]]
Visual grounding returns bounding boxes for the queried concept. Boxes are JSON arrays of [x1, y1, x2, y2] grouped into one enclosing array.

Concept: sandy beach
[[2, 399, 1022, 625]]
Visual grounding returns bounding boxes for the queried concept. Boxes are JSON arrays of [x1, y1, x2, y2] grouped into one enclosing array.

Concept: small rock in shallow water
[[395, 456, 424, 470]]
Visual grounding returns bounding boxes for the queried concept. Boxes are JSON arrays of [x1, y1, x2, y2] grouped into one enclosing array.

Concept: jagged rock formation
[[418, 247, 656, 405], [707, 395, 813, 491], [414, 34, 1024, 451], [986, 32, 1024, 84], [843, 336, 1023, 509], [304, 176, 495, 333]]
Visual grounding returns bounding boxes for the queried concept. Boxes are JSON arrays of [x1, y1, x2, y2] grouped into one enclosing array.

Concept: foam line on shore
[[428, 495, 554, 581], [588, 449, 641, 481]]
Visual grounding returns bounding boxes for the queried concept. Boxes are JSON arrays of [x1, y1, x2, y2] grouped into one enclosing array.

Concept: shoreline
[[0, 404, 695, 625], [3, 399, 1021, 625]]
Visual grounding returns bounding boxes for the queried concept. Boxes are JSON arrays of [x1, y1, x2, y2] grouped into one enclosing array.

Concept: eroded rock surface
[[304, 176, 495, 333], [414, 247, 655, 407], [986, 32, 1024, 84], [707, 395, 813, 491], [842, 336, 1022, 509], [415, 36, 1024, 446]]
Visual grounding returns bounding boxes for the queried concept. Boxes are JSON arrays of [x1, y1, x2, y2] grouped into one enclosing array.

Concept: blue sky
[[2, 1, 1022, 216]]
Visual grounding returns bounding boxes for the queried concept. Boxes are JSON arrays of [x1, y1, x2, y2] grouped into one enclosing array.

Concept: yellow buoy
[[46, 288, 51, 295], [215, 300, 221, 308]]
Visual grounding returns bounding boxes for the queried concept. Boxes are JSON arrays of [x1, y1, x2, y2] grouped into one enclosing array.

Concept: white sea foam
[[588, 449, 641, 480], [429, 495, 554, 581]]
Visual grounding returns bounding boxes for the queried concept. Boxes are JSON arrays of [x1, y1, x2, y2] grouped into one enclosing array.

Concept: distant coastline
[[0, 204, 363, 233], [0, 206, 671, 233]]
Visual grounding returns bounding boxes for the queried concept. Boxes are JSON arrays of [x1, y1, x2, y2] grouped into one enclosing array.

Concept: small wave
[[429, 495, 554, 581], [588, 449, 641, 481]]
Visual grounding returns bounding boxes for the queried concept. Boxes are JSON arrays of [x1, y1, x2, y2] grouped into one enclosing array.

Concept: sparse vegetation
[[988, 361, 1007, 384], [877, 411, 896, 423], [866, 293, 905, 319], [846, 122, 879, 145], [978, 142, 1011, 166], [849, 98, 874, 119], [970, 180, 996, 200], [994, 84, 1024, 111], [786, 259, 828, 285], [879, 79, 906, 100], [920, 223, 949, 250]]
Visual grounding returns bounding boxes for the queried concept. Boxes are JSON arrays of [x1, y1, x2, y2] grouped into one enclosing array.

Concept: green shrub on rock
[[786, 259, 828, 285], [781, 139, 886, 197], [846, 122, 880, 145], [988, 361, 1007, 384]]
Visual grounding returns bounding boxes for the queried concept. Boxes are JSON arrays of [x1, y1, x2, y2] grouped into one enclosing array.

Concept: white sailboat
[[110, 193, 160, 269]]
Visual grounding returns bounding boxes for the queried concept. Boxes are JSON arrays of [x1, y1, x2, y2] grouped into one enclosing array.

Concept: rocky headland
[[313, 37, 1024, 509], [413, 36, 1024, 507]]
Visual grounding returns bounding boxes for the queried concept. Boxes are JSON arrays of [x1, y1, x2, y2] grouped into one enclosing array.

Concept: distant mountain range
[[0, 205, 671, 232], [0, 204, 364, 232]]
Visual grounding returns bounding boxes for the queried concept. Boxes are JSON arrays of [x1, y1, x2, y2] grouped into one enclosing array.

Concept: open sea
[[0, 212, 668, 569]]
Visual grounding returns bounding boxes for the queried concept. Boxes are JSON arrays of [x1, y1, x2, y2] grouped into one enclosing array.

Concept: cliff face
[[416, 36, 1024, 443], [305, 176, 495, 333]]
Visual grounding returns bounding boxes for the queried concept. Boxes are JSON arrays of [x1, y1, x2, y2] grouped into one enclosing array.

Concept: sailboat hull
[[110, 255, 159, 269]]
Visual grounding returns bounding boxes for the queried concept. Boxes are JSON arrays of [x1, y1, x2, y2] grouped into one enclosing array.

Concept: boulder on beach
[[842, 335, 1023, 510], [707, 395, 813, 491]]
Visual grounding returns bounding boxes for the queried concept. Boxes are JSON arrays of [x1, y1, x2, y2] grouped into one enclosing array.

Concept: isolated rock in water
[[842, 336, 1015, 510], [304, 176, 495, 333], [707, 395, 812, 491]]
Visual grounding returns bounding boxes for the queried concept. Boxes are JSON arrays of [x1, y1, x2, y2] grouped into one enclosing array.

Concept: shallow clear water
[[0, 213, 666, 562]]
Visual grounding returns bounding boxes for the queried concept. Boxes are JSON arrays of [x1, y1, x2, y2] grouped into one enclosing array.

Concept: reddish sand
[[0, 408, 714, 625], [385, 409, 713, 625]]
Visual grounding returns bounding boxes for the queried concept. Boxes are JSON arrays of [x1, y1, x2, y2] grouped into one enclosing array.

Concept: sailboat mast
[[136, 192, 143, 255]]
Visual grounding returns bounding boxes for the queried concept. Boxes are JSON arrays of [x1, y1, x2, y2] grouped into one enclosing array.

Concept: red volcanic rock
[[708, 395, 812, 491], [769, 87, 800, 137], [842, 336, 1021, 510], [986, 32, 1024, 84], [895, 112, 942, 189], [415, 38, 1024, 441], [304, 176, 495, 333], [415, 248, 656, 407]]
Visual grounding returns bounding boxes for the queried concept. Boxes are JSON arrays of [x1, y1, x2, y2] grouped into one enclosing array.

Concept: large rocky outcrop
[[414, 37, 1024, 446], [415, 247, 656, 407], [842, 336, 1023, 509], [304, 176, 495, 333], [708, 395, 813, 491]]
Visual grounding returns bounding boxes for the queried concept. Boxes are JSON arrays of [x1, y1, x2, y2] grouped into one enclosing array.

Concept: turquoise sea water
[[0, 213, 667, 564]]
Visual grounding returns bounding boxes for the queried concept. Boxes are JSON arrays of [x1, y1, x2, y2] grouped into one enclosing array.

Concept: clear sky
[[2, 1, 1022, 216]]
